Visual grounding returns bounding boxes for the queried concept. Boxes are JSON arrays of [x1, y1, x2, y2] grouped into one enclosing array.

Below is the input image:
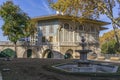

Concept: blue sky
[[0, 0, 118, 41], [0, 0, 56, 41]]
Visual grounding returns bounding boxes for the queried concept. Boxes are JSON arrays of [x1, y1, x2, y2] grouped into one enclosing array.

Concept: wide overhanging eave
[[31, 15, 110, 27]]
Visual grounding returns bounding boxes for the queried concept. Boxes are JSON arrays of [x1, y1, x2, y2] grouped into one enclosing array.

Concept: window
[[35, 41, 38, 45], [42, 27, 46, 34], [36, 35, 38, 39], [75, 27, 78, 31], [64, 23, 69, 29], [49, 36, 53, 42], [75, 33, 80, 42], [79, 25, 84, 31], [42, 36, 46, 42], [49, 26, 54, 33], [88, 33, 97, 42], [91, 26, 96, 32]]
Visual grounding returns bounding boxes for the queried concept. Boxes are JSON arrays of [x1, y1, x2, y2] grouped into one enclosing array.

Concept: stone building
[[30, 15, 109, 59]]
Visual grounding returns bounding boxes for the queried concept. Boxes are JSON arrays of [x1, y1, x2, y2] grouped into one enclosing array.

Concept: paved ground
[[0, 72, 2, 80], [0, 58, 119, 80]]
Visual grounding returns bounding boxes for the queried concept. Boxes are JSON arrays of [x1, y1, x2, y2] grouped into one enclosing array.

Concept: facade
[[30, 15, 109, 59]]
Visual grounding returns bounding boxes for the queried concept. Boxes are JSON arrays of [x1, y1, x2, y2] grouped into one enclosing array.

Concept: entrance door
[[64, 53, 72, 59], [27, 49, 32, 58], [43, 49, 53, 58], [64, 49, 73, 59]]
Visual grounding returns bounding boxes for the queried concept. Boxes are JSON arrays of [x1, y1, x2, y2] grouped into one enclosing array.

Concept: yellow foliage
[[99, 29, 120, 45]]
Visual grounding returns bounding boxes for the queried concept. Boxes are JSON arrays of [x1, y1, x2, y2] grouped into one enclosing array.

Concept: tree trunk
[[112, 23, 120, 48], [101, 3, 120, 48], [14, 42, 17, 58]]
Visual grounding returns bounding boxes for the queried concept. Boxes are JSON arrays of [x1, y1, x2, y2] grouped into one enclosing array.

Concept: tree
[[101, 39, 118, 54], [50, 0, 120, 20], [49, 0, 120, 47], [0, 1, 36, 58], [100, 29, 120, 44], [0, 48, 15, 58], [100, 29, 120, 54]]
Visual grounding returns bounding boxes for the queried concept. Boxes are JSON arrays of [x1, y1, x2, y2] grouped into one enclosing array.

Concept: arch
[[23, 49, 33, 58], [58, 26, 63, 31], [23, 48, 39, 58], [64, 49, 73, 59], [43, 49, 53, 58], [27, 49, 32, 58], [0, 48, 15, 58]]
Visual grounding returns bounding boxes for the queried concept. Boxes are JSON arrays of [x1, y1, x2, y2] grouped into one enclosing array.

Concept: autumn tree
[[100, 29, 120, 44], [0, 1, 36, 58], [100, 29, 120, 54], [49, 0, 120, 20], [49, 0, 120, 47]]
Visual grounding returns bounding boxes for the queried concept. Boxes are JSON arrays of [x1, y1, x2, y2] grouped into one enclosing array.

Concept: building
[[30, 15, 109, 59]]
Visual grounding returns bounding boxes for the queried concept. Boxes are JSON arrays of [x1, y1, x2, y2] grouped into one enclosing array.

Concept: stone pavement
[[0, 72, 3, 80]]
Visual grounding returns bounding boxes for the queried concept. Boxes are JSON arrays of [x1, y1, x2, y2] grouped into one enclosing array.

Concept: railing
[[0, 41, 99, 46], [0, 41, 31, 46], [59, 42, 98, 46], [100, 54, 120, 59], [60, 42, 80, 46], [39, 42, 81, 46], [38, 42, 59, 46], [0, 41, 14, 45]]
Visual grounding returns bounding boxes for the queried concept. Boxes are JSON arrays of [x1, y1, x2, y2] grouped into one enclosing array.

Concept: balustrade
[[0, 41, 99, 47], [0, 41, 13, 45], [59, 42, 80, 46]]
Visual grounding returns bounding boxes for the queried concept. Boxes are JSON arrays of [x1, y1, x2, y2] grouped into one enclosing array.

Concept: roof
[[31, 15, 110, 30]]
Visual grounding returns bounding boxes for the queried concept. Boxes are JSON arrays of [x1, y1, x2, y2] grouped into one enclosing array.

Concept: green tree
[[0, 48, 15, 58], [101, 39, 118, 54], [100, 29, 120, 54], [0, 1, 36, 58]]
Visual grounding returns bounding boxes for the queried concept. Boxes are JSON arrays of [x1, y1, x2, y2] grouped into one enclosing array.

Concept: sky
[[0, 0, 118, 41], [0, 0, 56, 41]]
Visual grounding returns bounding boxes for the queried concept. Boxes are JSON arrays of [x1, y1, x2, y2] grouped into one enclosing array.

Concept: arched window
[[49, 26, 54, 33], [64, 23, 69, 29], [42, 26, 46, 34], [78, 25, 84, 31]]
